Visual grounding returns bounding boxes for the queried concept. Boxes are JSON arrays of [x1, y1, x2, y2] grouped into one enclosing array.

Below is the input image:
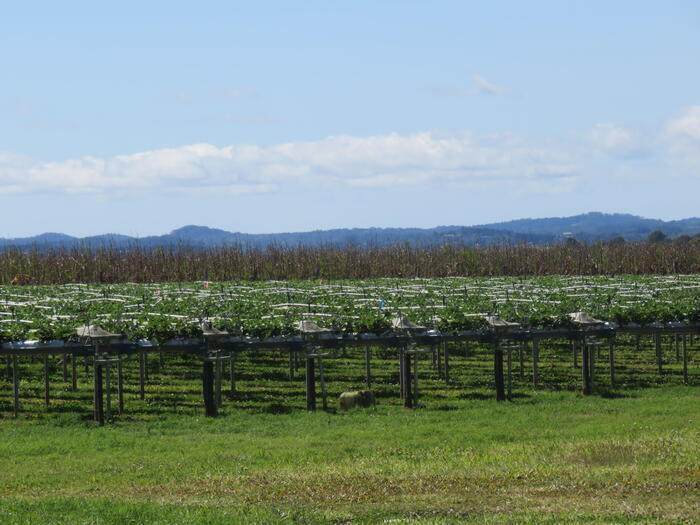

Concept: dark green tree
[[647, 230, 667, 243]]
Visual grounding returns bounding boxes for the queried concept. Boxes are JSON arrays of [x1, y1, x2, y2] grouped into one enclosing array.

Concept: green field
[[4, 275, 700, 342], [1, 276, 699, 523], [1, 336, 699, 523], [1, 387, 698, 524]]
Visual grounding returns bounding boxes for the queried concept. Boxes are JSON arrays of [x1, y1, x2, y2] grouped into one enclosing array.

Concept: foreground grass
[[1, 386, 698, 523]]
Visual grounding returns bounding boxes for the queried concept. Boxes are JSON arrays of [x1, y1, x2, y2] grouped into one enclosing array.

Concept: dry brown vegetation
[[10, 273, 36, 285], [1, 241, 700, 284]]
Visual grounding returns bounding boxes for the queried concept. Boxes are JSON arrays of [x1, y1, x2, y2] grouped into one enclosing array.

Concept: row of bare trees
[[1, 241, 699, 284]]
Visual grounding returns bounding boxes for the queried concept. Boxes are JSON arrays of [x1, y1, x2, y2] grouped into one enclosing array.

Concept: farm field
[[4, 275, 700, 341], [8, 1, 700, 523], [1, 275, 699, 523]]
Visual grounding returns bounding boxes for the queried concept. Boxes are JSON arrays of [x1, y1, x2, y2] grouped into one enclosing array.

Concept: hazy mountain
[[1, 212, 698, 251], [7, 232, 78, 245], [478, 212, 700, 242]]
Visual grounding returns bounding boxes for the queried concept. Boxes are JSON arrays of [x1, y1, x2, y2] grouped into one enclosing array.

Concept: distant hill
[[479, 212, 700, 241], [1, 212, 698, 251]]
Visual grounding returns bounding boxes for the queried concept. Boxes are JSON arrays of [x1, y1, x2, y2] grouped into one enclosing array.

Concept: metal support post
[[655, 332, 663, 375], [230, 352, 236, 394], [215, 354, 223, 408], [682, 335, 688, 385], [305, 355, 316, 411], [494, 339, 505, 402], [532, 338, 540, 388], [105, 360, 112, 421], [581, 337, 592, 395], [506, 343, 513, 400], [318, 357, 328, 411], [117, 357, 124, 414], [364, 346, 371, 388], [43, 354, 50, 406], [202, 360, 217, 417], [94, 359, 104, 425], [413, 351, 419, 407], [403, 352, 413, 408], [443, 342, 450, 383], [12, 356, 19, 417], [139, 351, 146, 400], [71, 353, 77, 392], [609, 340, 615, 387]]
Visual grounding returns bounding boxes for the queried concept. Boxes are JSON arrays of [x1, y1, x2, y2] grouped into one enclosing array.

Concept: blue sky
[[1, 1, 699, 237]]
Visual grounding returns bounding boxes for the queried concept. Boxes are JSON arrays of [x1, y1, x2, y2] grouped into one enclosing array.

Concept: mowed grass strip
[[0, 387, 698, 523]]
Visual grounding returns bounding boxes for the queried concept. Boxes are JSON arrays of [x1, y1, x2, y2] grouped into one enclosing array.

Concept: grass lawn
[[1, 384, 698, 524]]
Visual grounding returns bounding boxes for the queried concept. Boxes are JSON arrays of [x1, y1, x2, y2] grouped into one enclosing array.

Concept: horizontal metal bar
[[2, 322, 700, 357]]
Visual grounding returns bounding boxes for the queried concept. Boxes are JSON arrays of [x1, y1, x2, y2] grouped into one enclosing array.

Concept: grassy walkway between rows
[[1, 387, 698, 524]]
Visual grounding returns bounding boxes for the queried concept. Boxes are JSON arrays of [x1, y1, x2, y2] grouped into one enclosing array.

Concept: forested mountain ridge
[[2, 212, 698, 250]]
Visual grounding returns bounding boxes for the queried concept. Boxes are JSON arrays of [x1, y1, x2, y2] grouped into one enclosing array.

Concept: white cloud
[[590, 123, 648, 158], [666, 105, 700, 142], [471, 73, 508, 95], [664, 106, 700, 169], [0, 131, 576, 196], [589, 108, 700, 166], [437, 73, 509, 97], [581, 109, 700, 182]]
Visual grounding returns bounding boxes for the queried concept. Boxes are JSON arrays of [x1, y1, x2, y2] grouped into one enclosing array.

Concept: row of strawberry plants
[[2, 275, 700, 342]]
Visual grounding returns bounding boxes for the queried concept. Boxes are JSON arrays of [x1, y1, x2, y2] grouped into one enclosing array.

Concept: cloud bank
[[0, 131, 575, 196], [2, 106, 698, 197]]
